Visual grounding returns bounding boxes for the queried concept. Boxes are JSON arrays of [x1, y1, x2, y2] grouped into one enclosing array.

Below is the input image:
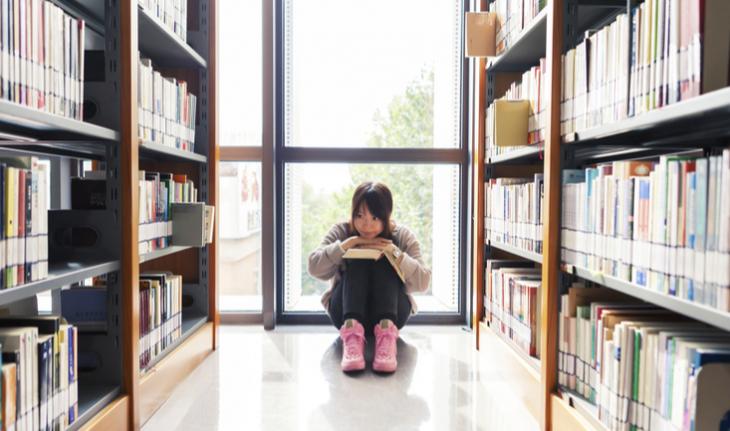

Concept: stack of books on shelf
[[490, 0, 546, 54], [485, 174, 544, 253], [485, 58, 546, 160], [0, 0, 86, 120], [559, 284, 730, 431], [2, 158, 49, 288], [139, 271, 183, 371], [139, 171, 198, 254], [484, 259, 541, 358], [138, 0, 188, 41], [0, 316, 78, 431], [561, 0, 730, 139], [138, 57, 197, 153], [561, 152, 730, 312], [561, 14, 629, 137]]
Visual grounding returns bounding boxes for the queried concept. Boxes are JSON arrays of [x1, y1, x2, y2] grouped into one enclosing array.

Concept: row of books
[[561, 0, 730, 139], [560, 14, 629, 137], [0, 0, 85, 120], [139, 171, 198, 255], [485, 58, 547, 160], [138, 57, 197, 153], [561, 152, 730, 312], [139, 272, 183, 371], [2, 159, 49, 290], [484, 259, 541, 358], [559, 284, 730, 431], [0, 316, 78, 431], [489, 0, 546, 55], [485, 175, 544, 254], [138, 0, 188, 42]]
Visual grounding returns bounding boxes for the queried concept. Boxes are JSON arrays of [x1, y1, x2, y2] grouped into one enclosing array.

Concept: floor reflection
[[142, 325, 539, 431], [314, 337, 430, 431]]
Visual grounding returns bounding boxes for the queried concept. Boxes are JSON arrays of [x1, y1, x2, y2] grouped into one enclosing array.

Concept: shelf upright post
[[540, 0, 565, 429], [117, 0, 141, 427], [195, 0, 219, 348], [472, 0, 489, 350]]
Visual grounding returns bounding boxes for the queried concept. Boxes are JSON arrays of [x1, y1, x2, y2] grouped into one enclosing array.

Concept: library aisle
[[142, 326, 539, 431]]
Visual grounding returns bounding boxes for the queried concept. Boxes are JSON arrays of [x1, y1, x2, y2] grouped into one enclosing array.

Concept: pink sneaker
[[339, 320, 366, 372], [373, 320, 398, 373]]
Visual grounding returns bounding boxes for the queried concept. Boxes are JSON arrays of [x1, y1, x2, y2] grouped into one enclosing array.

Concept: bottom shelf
[[560, 390, 607, 431], [68, 384, 120, 431], [481, 320, 541, 376], [477, 321, 542, 422], [139, 321, 214, 425], [552, 393, 600, 431], [142, 311, 208, 374]]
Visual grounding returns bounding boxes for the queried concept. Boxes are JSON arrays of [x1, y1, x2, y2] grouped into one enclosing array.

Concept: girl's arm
[[397, 230, 432, 294], [307, 224, 348, 281]]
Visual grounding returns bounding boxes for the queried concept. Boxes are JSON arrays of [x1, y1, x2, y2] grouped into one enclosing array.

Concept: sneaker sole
[[342, 359, 366, 372], [372, 361, 397, 373]]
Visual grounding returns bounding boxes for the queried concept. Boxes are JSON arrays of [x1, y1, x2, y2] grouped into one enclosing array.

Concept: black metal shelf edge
[[140, 312, 208, 375], [139, 141, 207, 163], [138, 6, 207, 68], [489, 240, 543, 264], [483, 321, 541, 375], [140, 246, 194, 263], [487, 145, 542, 165], [0, 99, 119, 141], [0, 260, 120, 308], [566, 265, 730, 332], [67, 384, 121, 431], [487, 8, 547, 73], [564, 87, 730, 145]]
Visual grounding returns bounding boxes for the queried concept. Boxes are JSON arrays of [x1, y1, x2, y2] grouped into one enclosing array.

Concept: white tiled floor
[[142, 325, 540, 431]]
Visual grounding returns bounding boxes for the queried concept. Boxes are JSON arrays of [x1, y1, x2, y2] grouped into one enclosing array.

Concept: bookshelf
[[470, 0, 730, 430], [0, 0, 218, 429]]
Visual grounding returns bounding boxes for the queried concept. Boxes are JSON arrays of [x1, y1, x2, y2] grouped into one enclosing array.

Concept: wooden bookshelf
[[469, 0, 730, 430], [0, 0, 219, 429]]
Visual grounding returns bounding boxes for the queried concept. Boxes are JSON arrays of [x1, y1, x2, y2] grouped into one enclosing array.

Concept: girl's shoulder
[[391, 223, 417, 242], [328, 221, 352, 239]]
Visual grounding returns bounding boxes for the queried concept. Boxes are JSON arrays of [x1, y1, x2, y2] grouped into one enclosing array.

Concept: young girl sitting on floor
[[308, 181, 431, 373]]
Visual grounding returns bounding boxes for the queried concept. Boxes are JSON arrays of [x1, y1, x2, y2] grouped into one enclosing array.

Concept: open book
[[342, 248, 405, 283]]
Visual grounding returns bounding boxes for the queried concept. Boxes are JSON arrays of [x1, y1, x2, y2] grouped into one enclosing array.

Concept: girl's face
[[353, 204, 384, 240]]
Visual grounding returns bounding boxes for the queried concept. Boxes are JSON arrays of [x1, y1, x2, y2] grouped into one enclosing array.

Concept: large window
[[278, 0, 466, 321]]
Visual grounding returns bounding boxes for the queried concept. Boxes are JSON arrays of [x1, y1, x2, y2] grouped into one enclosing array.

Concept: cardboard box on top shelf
[[465, 12, 496, 57]]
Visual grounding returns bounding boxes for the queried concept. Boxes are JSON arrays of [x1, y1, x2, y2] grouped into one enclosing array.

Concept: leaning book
[[342, 248, 405, 283]]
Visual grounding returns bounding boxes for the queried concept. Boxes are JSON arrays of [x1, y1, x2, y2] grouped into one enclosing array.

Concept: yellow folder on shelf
[[494, 99, 529, 147]]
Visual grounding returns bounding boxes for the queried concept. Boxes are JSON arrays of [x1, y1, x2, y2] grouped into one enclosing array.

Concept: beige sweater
[[307, 222, 432, 314]]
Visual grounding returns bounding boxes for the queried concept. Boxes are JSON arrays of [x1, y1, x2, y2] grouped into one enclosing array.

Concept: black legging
[[328, 257, 412, 331]]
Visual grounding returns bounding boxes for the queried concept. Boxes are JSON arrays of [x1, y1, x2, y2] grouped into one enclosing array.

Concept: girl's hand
[[359, 237, 392, 251], [341, 236, 391, 251], [341, 236, 365, 251]]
